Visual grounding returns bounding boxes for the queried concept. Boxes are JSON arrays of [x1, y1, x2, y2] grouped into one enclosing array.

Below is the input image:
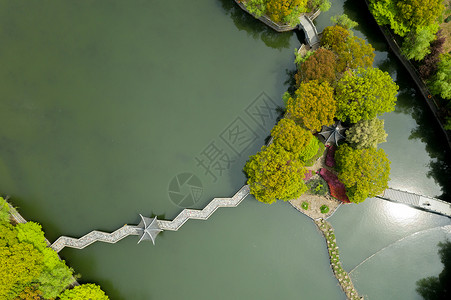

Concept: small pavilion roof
[[319, 121, 346, 146], [137, 214, 162, 245]]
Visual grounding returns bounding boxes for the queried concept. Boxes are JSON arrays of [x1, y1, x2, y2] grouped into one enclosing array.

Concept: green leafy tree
[[321, 25, 375, 72], [335, 67, 399, 123], [369, 0, 444, 37], [287, 80, 336, 131], [397, 0, 445, 31], [346, 118, 388, 149], [0, 223, 44, 300], [308, 0, 331, 11], [330, 14, 358, 29], [294, 48, 314, 67], [295, 48, 337, 85], [429, 53, 451, 99], [16, 222, 74, 299], [244, 0, 267, 18], [15, 285, 43, 300], [59, 283, 109, 300], [266, 0, 308, 24], [298, 136, 320, 162], [244, 144, 307, 204], [0, 197, 10, 223], [271, 119, 313, 153], [401, 28, 436, 61], [16, 222, 47, 251], [335, 144, 391, 203]]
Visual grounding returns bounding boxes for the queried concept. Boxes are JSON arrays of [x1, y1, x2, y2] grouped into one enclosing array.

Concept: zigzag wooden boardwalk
[[50, 185, 250, 252], [377, 188, 451, 218]]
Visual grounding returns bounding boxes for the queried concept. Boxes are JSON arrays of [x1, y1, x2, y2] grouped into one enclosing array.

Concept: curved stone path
[[50, 185, 250, 252]]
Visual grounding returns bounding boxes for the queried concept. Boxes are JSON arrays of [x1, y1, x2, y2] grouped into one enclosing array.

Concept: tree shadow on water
[[416, 240, 451, 300], [217, 0, 296, 50]]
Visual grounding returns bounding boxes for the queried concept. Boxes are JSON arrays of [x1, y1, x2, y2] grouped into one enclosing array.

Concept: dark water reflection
[[218, 0, 299, 50]]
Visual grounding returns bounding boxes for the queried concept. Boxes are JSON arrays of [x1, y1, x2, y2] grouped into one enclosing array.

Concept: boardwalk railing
[[50, 185, 250, 252], [377, 188, 451, 218]]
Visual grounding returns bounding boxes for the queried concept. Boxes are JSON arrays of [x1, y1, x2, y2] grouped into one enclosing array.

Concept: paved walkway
[[50, 185, 250, 252], [378, 188, 451, 217]]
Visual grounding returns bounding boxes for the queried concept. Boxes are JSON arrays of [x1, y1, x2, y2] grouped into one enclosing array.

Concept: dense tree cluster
[[243, 0, 330, 24], [244, 13, 396, 205], [370, 0, 445, 61], [0, 197, 109, 300], [369, 0, 444, 37]]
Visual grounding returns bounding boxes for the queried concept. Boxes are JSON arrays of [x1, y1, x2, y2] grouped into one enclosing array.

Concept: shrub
[[319, 168, 350, 203], [301, 201, 309, 210], [320, 205, 329, 213], [306, 177, 329, 196]]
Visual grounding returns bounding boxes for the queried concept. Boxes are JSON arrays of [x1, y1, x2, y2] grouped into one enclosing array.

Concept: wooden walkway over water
[[377, 188, 451, 218], [50, 185, 250, 252]]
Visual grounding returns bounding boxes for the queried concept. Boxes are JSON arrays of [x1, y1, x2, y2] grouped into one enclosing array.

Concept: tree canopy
[[429, 53, 451, 100], [321, 25, 375, 72], [335, 144, 391, 203], [330, 14, 358, 29], [401, 28, 436, 61], [335, 67, 399, 123], [346, 118, 387, 149], [0, 223, 43, 300], [296, 48, 337, 85], [266, 0, 308, 24], [244, 144, 307, 204], [287, 80, 336, 131], [369, 0, 444, 36], [59, 284, 109, 300], [271, 118, 313, 153]]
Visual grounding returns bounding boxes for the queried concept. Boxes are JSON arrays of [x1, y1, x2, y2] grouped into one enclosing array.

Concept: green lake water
[[0, 0, 450, 299]]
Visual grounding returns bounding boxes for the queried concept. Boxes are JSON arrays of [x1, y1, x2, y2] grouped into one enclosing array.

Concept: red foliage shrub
[[319, 168, 350, 203], [325, 145, 336, 167]]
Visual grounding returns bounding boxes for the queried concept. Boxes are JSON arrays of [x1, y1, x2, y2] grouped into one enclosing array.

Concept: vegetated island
[[241, 4, 399, 299], [0, 196, 110, 300]]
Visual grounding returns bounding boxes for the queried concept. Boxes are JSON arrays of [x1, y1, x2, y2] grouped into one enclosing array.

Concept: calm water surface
[[0, 0, 450, 299]]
